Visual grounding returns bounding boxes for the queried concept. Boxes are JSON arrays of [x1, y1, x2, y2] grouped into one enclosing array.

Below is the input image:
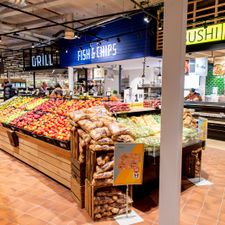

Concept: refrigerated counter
[[184, 102, 225, 141]]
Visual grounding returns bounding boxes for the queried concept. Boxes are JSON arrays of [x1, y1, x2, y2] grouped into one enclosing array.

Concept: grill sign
[[32, 54, 53, 67]]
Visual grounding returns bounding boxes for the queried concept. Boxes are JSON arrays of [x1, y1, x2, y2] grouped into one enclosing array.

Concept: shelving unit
[[184, 102, 225, 141]]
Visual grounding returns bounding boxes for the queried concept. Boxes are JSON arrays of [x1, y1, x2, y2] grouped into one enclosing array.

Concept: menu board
[[113, 143, 144, 186], [213, 57, 225, 76]]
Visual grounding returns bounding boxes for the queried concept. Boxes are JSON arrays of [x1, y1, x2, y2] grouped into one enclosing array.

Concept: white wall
[[123, 67, 156, 93], [104, 69, 119, 93]]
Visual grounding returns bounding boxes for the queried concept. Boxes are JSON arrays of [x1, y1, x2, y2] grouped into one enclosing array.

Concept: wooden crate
[[71, 128, 79, 162], [86, 148, 114, 183], [71, 175, 85, 208], [85, 179, 132, 221], [182, 147, 202, 178], [71, 159, 85, 185], [71, 129, 86, 164]]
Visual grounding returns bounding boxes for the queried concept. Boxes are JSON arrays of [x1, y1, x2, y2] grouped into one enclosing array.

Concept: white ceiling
[[0, 0, 163, 52]]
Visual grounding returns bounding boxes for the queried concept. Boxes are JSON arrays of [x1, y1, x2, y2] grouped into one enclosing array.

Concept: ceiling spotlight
[[144, 15, 152, 23], [74, 32, 81, 39], [32, 43, 34, 48], [158, 21, 163, 31], [65, 49, 68, 53], [117, 37, 121, 43], [55, 50, 59, 53]]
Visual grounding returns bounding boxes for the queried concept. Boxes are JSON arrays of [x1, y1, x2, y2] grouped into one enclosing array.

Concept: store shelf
[[115, 107, 159, 115]]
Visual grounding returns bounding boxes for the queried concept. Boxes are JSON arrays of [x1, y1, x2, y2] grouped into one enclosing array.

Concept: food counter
[[184, 101, 225, 141]]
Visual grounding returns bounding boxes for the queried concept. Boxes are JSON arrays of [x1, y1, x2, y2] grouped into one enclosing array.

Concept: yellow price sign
[[113, 143, 144, 186]]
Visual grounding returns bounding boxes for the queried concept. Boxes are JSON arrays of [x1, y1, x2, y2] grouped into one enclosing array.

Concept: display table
[[133, 141, 204, 201], [184, 101, 225, 141], [0, 126, 71, 188]]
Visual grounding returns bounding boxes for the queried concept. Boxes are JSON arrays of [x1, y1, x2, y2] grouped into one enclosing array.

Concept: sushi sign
[[186, 22, 225, 45]]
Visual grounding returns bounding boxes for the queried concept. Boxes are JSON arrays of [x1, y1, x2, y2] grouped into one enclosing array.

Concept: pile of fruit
[[34, 115, 71, 141], [1, 109, 27, 125], [0, 97, 102, 148], [0, 97, 33, 110], [103, 102, 130, 112], [11, 110, 45, 129], [23, 98, 49, 111], [54, 99, 101, 116], [35, 98, 65, 113], [150, 99, 161, 109]]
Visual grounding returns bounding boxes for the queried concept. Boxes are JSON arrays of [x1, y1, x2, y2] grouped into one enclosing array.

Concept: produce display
[[70, 106, 134, 183], [1, 109, 27, 125], [103, 102, 130, 112], [93, 187, 131, 220], [183, 108, 198, 128], [0, 97, 101, 149], [117, 111, 199, 150], [70, 106, 134, 163], [10, 110, 45, 128], [34, 115, 71, 141], [150, 99, 161, 109], [23, 98, 49, 111]]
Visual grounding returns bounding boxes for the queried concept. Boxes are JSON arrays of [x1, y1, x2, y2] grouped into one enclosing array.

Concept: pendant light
[[157, 60, 162, 76]]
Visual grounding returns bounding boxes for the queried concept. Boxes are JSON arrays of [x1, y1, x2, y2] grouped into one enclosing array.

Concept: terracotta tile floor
[[0, 146, 225, 225]]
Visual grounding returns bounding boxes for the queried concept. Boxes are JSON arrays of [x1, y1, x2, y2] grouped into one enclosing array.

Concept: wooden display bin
[[70, 128, 79, 163], [71, 159, 85, 185], [86, 148, 114, 183], [0, 126, 71, 188], [71, 175, 85, 208], [85, 179, 132, 221]]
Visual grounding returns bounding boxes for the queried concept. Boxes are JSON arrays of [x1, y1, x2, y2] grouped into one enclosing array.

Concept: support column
[[159, 1, 188, 225], [33, 72, 36, 89], [68, 67, 74, 92]]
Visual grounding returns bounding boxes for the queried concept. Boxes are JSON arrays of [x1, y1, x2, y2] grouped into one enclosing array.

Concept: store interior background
[[1, 53, 225, 103]]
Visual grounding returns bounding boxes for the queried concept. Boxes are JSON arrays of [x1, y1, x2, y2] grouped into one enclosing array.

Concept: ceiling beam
[[0, 8, 143, 36], [0, 0, 66, 19], [0, 2, 102, 40], [0, 21, 53, 41]]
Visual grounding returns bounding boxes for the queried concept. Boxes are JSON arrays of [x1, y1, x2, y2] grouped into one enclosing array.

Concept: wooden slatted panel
[[0, 128, 72, 188], [156, 0, 225, 50]]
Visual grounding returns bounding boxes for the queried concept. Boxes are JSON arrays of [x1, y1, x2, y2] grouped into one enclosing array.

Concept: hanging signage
[[60, 12, 156, 67], [186, 22, 225, 45], [31, 54, 53, 67], [213, 57, 225, 76], [23, 46, 60, 71], [113, 143, 144, 186], [78, 43, 117, 62]]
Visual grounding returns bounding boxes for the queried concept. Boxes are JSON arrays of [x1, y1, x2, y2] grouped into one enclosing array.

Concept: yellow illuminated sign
[[186, 22, 225, 45]]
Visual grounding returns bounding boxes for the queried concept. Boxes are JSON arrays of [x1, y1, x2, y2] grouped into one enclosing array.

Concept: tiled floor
[[0, 144, 225, 225]]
